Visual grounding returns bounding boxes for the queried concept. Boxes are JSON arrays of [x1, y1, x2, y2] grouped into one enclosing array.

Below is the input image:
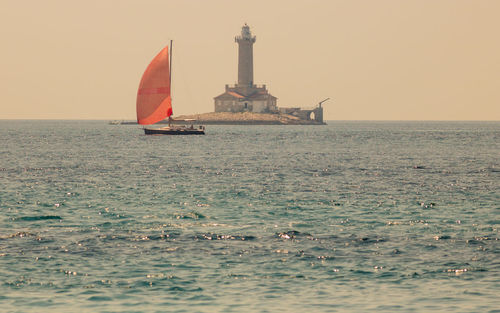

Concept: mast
[[169, 40, 173, 87], [169, 40, 173, 126]]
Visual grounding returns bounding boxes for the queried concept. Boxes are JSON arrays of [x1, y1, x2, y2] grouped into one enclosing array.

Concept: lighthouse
[[214, 24, 277, 113], [236, 23, 256, 91]]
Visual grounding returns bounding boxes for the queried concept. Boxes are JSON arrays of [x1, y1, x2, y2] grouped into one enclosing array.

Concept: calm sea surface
[[0, 120, 499, 312]]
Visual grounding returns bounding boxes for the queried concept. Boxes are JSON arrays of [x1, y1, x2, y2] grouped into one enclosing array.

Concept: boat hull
[[144, 127, 205, 135]]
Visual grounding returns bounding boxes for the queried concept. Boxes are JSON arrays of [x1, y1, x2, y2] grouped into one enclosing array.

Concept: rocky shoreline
[[174, 112, 324, 125], [119, 112, 325, 125]]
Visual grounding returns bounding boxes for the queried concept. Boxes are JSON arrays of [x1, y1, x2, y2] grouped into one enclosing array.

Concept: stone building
[[214, 24, 277, 113]]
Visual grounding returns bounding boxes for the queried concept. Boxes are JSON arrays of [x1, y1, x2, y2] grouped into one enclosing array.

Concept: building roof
[[227, 91, 244, 99], [214, 89, 277, 101]]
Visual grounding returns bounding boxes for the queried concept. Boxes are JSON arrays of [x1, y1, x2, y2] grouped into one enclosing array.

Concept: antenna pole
[[318, 97, 330, 108]]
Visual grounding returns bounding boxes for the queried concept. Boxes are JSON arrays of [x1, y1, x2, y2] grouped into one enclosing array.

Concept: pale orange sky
[[1, 0, 499, 120]]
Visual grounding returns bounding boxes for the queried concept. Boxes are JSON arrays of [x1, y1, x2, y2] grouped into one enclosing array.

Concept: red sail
[[136, 46, 173, 125]]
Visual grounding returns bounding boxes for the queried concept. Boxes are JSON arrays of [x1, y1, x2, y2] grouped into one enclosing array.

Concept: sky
[[1, 0, 499, 120]]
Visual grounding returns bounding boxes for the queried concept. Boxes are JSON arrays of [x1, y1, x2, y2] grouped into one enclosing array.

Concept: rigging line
[[175, 42, 195, 116]]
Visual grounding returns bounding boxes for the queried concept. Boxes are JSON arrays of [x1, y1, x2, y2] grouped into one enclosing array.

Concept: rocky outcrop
[[174, 112, 325, 125]]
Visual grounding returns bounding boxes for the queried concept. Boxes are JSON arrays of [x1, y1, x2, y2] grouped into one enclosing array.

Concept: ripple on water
[[16, 215, 62, 221]]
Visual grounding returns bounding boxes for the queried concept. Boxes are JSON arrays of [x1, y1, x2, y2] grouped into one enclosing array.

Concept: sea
[[0, 120, 498, 313]]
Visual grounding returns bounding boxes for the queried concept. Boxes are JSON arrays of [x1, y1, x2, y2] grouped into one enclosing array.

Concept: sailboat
[[136, 41, 205, 135]]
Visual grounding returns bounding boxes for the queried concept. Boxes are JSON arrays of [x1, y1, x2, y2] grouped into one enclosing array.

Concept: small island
[[203, 24, 326, 125], [175, 110, 325, 125], [180, 24, 326, 126]]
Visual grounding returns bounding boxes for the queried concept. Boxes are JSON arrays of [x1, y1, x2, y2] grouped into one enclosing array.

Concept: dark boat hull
[[144, 127, 205, 135]]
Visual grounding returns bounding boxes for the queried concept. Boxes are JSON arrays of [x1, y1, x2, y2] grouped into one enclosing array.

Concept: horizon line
[[1, 118, 499, 122]]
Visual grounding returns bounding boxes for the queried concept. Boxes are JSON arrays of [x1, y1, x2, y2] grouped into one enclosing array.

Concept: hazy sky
[[1, 0, 499, 120]]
